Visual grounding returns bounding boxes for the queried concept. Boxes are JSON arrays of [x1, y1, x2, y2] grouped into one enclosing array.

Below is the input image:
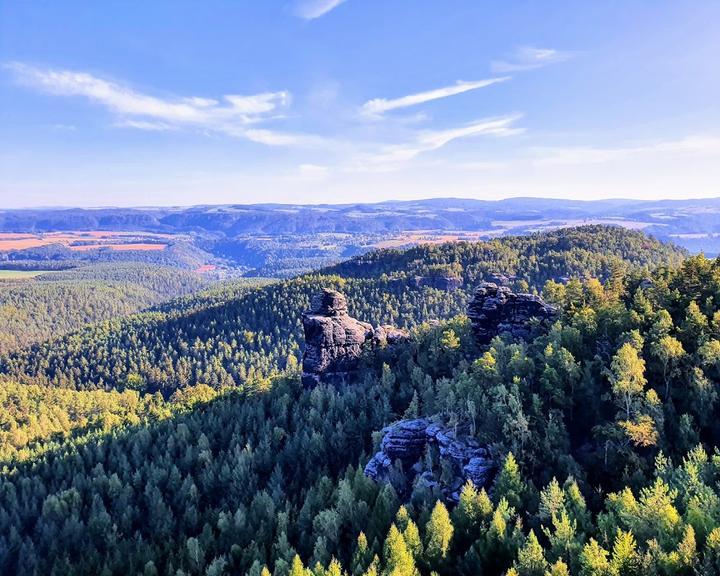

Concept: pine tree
[[676, 525, 697, 570], [424, 501, 454, 569], [395, 507, 422, 561], [579, 539, 612, 576], [290, 554, 308, 576], [538, 478, 565, 523], [514, 530, 548, 576], [454, 480, 483, 539], [351, 533, 371, 576], [493, 453, 526, 510], [610, 530, 638, 575], [382, 524, 416, 576], [546, 559, 571, 576]]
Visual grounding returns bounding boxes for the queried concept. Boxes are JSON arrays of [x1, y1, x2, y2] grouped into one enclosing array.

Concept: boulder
[[467, 282, 558, 345], [373, 324, 410, 346], [364, 418, 493, 502], [301, 289, 373, 387], [639, 278, 655, 290]]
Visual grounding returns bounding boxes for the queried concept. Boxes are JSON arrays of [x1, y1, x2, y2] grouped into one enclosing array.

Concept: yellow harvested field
[[0, 231, 172, 252]]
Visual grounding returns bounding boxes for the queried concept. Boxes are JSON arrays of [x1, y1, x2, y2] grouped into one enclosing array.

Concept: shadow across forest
[[0, 371, 400, 576]]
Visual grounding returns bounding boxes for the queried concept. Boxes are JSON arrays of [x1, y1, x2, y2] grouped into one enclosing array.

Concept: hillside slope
[[0, 227, 686, 392], [1, 254, 719, 575], [0, 263, 204, 354]]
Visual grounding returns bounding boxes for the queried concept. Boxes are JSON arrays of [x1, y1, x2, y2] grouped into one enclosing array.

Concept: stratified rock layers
[[467, 282, 559, 345], [364, 419, 493, 502], [301, 289, 373, 387], [301, 289, 409, 387]]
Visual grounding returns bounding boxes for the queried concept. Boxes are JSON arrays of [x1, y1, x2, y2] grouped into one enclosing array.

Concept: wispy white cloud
[[295, 0, 346, 20], [492, 46, 572, 73], [361, 77, 509, 118], [114, 119, 177, 132], [532, 136, 720, 166], [6, 62, 319, 146], [244, 128, 326, 147], [354, 114, 523, 171]]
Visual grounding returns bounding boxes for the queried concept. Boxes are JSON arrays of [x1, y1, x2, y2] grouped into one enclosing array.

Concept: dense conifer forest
[[3, 226, 720, 575], [0, 264, 205, 354], [0, 227, 684, 393]]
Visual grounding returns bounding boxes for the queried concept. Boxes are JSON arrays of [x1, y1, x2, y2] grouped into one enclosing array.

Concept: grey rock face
[[373, 325, 410, 346], [467, 282, 558, 345], [486, 272, 516, 286], [639, 278, 655, 290], [301, 289, 373, 387], [413, 276, 463, 291], [302, 289, 409, 387], [364, 419, 493, 502]]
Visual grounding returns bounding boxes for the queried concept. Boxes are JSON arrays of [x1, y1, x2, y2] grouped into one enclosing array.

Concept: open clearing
[[0, 231, 174, 252], [0, 270, 52, 280]]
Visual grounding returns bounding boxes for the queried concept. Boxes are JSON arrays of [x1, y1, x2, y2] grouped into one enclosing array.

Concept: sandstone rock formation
[[301, 289, 408, 387], [364, 419, 493, 502], [373, 324, 409, 346], [301, 289, 373, 387], [467, 282, 559, 345], [639, 277, 655, 290], [413, 275, 463, 291], [486, 272, 516, 286]]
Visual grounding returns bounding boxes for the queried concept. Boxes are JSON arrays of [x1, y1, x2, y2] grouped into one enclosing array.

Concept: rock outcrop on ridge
[[364, 419, 493, 502], [301, 289, 408, 387], [372, 324, 409, 346], [301, 289, 374, 387], [467, 282, 559, 345], [413, 275, 463, 291]]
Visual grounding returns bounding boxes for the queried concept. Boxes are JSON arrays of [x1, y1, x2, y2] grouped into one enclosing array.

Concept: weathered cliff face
[[301, 289, 374, 387], [486, 272, 516, 286], [372, 324, 409, 346], [301, 289, 410, 387], [364, 419, 493, 502], [467, 282, 559, 345]]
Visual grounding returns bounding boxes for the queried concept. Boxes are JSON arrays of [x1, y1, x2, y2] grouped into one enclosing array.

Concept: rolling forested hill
[[0, 226, 719, 575], [1, 199, 718, 278], [0, 227, 685, 393], [325, 226, 684, 280]]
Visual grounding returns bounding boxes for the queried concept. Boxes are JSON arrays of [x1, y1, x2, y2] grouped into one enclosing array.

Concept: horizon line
[[2, 195, 720, 212]]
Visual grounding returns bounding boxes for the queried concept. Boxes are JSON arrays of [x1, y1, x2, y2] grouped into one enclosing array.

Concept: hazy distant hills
[[2, 196, 719, 238], [1, 199, 719, 274]]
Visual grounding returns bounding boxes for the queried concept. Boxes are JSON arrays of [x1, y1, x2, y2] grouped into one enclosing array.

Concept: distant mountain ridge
[[2, 198, 718, 274], [2, 197, 720, 238]]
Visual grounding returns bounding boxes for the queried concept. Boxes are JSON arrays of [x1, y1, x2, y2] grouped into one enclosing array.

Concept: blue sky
[[1, 0, 719, 208]]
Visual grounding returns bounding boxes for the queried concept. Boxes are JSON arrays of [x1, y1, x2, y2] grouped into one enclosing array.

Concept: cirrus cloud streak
[[5, 62, 322, 146], [361, 77, 510, 118]]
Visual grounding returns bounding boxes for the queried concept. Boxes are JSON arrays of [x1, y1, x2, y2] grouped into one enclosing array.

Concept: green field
[[0, 270, 52, 280]]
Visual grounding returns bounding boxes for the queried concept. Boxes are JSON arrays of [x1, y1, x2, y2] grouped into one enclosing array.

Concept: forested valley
[[3, 226, 720, 576], [0, 226, 684, 393], [0, 263, 206, 355]]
